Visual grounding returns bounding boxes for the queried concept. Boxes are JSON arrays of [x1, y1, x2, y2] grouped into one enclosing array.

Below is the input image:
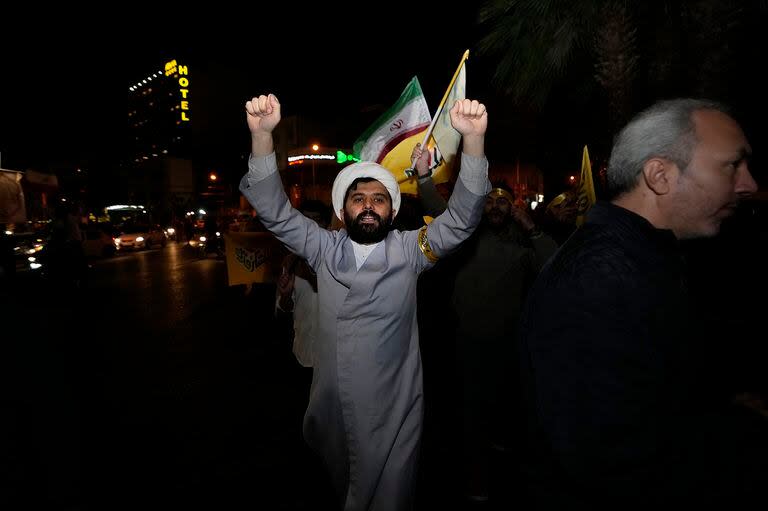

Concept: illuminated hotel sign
[[164, 59, 190, 123]]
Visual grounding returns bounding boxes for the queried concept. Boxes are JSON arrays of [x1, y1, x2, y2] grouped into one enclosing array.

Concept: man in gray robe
[[239, 93, 490, 511]]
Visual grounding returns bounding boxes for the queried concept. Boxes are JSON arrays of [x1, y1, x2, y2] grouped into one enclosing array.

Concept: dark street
[[4, 244, 340, 510], [3, 243, 510, 510]]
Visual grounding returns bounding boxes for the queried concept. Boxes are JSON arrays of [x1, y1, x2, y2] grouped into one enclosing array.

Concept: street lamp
[[311, 143, 319, 199]]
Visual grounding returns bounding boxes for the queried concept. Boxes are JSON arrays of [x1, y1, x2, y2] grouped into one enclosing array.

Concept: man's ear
[[642, 158, 674, 195], [338, 210, 346, 226]]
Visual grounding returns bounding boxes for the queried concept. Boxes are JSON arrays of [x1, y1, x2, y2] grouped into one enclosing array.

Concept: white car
[[115, 224, 167, 250]]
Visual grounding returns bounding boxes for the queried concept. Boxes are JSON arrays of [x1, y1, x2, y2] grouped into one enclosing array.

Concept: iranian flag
[[353, 57, 466, 195], [352, 76, 431, 194]]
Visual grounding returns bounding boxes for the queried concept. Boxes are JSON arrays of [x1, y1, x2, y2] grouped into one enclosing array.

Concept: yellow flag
[[382, 131, 447, 195], [223, 232, 284, 286], [380, 60, 465, 195], [354, 53, 468, 195], [575, 145, 597, 226]]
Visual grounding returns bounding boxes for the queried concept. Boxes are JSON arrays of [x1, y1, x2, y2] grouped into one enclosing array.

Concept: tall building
[[123, 59, 196, 219], [127, 58, 193, 163]]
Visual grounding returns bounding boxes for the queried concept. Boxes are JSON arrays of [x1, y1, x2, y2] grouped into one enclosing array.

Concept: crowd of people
[[239, 93, 767, 510], [8, 90, 765, 511]]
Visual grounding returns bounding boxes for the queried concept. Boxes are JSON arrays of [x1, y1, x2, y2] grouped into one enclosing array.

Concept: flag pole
[[404, 49, 470, 177]]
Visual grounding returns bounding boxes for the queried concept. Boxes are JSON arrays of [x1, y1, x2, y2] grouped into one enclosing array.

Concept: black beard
[[344, 209, 392, 244], [484, 208, 511, 231]]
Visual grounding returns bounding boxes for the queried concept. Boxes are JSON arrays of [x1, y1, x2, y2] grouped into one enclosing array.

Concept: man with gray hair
[[240, 93, 490, 510], [517, 98, 758, 505]]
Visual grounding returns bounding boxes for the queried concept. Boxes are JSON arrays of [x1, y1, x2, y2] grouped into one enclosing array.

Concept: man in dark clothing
[[412, 145, 557, 502], [517, 98, 761, 505]]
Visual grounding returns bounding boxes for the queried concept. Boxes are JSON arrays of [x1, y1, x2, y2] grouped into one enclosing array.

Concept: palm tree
[[476, 0, 747, 131], [592, 2, 638, 131], [477, 0, 638, 130]]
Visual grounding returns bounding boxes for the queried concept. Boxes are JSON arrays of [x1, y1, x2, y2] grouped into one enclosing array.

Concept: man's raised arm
[[239, 94, 328, 268], [404, 99, 490, 271], [422, 100, 490, 257]]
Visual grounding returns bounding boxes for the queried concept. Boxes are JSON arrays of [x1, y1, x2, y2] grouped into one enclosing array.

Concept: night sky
[[2, 4, 767, 194], [0, 7, 480, 169]]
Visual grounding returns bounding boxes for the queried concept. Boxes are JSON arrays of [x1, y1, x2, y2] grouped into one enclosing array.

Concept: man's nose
[[736, 164, 758, 198]]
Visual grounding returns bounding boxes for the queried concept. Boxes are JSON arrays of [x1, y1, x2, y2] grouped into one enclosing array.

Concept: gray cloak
[[240, 152, 489, 510]]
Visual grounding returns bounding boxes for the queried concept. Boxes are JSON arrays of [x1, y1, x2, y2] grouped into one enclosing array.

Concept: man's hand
[[449, 99, 487, 138], [245, 94, 281, 135], [277, 267, 295, 298], [277, 266, 296, 312], [510, 205, 536, 232], [410, 143, 432, 177], [450, 99, 486, 158]]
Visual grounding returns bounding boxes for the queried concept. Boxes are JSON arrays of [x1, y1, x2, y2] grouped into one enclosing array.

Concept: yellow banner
[[382, 130, 453, 195], [575, 145, 597, 226], [224, 232, 284, 286]]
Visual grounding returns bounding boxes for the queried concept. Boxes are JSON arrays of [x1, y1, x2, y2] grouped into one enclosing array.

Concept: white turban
[[331, 162, 401, 220]]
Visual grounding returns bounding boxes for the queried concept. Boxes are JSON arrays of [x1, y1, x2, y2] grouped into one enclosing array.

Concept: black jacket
[[518, 201, 715, 505]]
